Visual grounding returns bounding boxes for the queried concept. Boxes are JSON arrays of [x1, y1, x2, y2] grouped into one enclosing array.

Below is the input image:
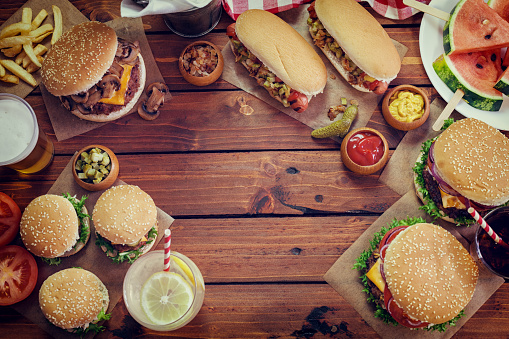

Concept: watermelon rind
[[433, 54, 503, 111], [495, 68, 509, 95], [443, 0, 465, 55]]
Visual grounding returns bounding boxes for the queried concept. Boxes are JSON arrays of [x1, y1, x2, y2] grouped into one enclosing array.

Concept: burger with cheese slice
[[413, 118, 509, 226], [93, 184, 158, 263], [41, 21, 146, 122], [39, 268, 111, 335], [307, 0, 401, 94], [20, 193, 90, 265], [354, 218, 478, 331]]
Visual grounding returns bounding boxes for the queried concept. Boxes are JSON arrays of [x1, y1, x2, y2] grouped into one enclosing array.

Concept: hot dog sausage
[[288, 91, 308, 113]]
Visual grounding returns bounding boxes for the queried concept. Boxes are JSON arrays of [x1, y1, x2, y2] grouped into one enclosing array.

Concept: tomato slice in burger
[[0, 245, 38, 306], [0, 193, 21, 247], [384, 282, 428, 328], [379, 226, 408, 260]]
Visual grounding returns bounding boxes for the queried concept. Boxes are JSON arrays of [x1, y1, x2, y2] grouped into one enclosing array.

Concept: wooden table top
[[0, 1, 508, 338]]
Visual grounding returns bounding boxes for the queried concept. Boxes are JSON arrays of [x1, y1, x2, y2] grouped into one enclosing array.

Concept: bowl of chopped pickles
[[72, 145, 119, 191]]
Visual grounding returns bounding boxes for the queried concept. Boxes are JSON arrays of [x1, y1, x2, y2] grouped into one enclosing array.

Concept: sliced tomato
[[379, 226, 408, 260], [384, 285, 429, 328], [0, 193, 21, 247], [0, 245, 38, 306]]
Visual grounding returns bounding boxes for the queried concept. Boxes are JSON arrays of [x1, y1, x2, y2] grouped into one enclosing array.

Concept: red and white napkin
[[222, 0, 431, 20]]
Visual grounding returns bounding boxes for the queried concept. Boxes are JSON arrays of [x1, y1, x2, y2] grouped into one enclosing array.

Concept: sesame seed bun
[[41, 22, 117, 97], [384, 223, 478, 324], [39, 268, 109, 330], [314, 0, 401, 83], [433, 118, 509, 206], [20, 194, 88, 258], [235, 9, 327, 97], [92, 185, 157, 245]]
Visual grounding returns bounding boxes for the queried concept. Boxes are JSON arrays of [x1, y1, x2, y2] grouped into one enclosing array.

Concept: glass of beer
[[0, 93, 54, 174]]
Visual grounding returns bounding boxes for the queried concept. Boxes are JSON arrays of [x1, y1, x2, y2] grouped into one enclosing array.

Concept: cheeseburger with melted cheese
[[41, 21, 146, 122]]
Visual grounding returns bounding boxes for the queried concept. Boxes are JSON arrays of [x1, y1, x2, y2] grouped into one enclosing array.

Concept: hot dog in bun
[[226, 9, 327, 113], [307, 0, 401, 94], [354, 218, 478, 330], [413, 118, 509, 226]]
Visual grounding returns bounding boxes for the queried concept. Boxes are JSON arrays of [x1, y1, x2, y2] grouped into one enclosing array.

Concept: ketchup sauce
[[346, 131, 385, 166], [477, 208, 509, 278]]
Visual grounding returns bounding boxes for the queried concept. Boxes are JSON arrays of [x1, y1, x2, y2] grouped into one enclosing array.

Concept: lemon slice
[[140, 271, 194, 325]]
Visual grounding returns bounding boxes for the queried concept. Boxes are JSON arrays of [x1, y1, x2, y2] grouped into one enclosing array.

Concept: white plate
[[419, 0, 509, 130]]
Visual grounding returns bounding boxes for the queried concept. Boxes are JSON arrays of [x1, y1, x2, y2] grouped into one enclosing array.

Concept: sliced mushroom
[[146, 82, 169, 97], [108, 61, 124, 78], [138, 102, 160, 121], [76, 103, 91, 115], [70, 91, 89, 104], [146, 87, 165, 112], [98, 74, 121, 99], [84, 87, 103, 108], [116, 39, 140, 65], [60, 96, 75, 111]]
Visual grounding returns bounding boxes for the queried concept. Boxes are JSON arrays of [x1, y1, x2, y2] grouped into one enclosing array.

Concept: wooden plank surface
[[0, 0, 507, 338]]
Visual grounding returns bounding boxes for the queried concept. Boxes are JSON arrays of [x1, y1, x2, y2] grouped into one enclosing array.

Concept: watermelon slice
[[488, 0, 509, 21], [444, 0, 509, 55], [495, 67, 509, 95], [433, 49, 503, 111]]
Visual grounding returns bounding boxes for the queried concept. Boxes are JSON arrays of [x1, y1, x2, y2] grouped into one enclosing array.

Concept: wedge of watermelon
[[488, 0, 509, 21], [444, 0, 509, 55], [495, 67, 509, 95], [433, 49, 503, 111]]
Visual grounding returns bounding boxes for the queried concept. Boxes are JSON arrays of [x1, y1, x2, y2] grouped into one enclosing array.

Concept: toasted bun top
[[433, 118, 509, 206], [20, 194, 79, 258], [315, 0, 401, 82], [93, 185, 157, 245], [41, 21, 117, 96], [39, 268, 109, 329], [384, 223, 478, 324], [235, 9, 327, 96]]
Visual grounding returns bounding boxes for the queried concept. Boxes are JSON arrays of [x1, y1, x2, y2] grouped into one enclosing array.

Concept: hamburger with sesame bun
[[93, 184, 158, 263], [41, 21, 146, 122], [354, 217, 479, 331], [20, 194, 90, 265], [413, 118, 509, 226], [39, 268, 111, 335]]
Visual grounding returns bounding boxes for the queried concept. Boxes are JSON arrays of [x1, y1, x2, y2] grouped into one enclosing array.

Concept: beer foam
[[0, 98, 35, 163]]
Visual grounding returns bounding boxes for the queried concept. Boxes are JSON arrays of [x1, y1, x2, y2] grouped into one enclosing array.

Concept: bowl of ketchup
[[340, 127, 389, 175], [473, 206, 509, 279]]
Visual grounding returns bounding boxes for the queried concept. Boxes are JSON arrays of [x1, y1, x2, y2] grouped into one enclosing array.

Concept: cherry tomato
[[0, 245, 38, 305], [0, 192, 21, 247]]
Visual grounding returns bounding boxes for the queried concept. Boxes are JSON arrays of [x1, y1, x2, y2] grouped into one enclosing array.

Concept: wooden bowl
[[179, 41, 224, 86], [340, 127, 389, 175], [382, 85, 430, 131], [72, 145, 119, 191]]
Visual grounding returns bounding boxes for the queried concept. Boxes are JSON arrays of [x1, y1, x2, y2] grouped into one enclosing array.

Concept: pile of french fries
[[0, 5, 62, 87]]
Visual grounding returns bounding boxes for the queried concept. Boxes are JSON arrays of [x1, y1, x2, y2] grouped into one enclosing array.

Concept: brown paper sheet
[[0, 0, 87, 97], [324, 191, 505, 339], [379, 98, 464, 196], [12, 156, 174, 339], [221, 5, 408, 138], [40, 13, 167, 141]]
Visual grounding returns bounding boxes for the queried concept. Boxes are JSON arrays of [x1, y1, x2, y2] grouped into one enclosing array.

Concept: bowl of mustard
[[382, 85, 430, 131]]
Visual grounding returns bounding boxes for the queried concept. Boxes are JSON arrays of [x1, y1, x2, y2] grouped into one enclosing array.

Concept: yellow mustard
[[388, 90, 424, 122]]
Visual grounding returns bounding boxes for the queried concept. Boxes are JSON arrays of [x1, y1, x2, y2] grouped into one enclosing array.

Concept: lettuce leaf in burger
[[354, 217, 478, 331]]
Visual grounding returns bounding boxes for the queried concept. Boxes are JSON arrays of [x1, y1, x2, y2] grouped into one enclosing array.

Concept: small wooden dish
[[340, 127, 389, 175], [179, 41, 224, 86], [382, 85, 430, 131], [72, 145, 119, 191]]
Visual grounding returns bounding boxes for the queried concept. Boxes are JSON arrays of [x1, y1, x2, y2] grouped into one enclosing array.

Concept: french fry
[[21, 7, 32, 25], [0, 60, 36, 86], [0, 23, 32, 39], [0, 36, 32, 49], [21, 43, 47, 68], [0, 75, 19, 84], [15, 50, 27, 65], [0, 63, 5, 77], [26, 56, 44, 73], [22, 43, 42, 68], [32, 32, 51, 44], [28, 24, 53, 38], [31, 9, 48, 31], [1, 44, 22, 58], [51, 6, 63, 45]]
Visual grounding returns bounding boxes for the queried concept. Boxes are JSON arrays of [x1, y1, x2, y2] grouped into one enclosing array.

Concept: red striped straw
[[163, 229, 171, 272], [468, 207, 509, 251]]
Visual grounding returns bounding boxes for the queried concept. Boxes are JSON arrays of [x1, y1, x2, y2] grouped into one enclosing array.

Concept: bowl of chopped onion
[[179, 41, 224, 86]]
